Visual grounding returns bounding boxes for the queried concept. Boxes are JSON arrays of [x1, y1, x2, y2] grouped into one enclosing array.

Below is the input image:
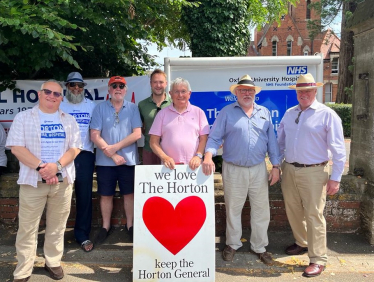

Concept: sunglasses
[[68, 82, 85, 88], [111, 83, 126, 89], [114, 112, 120, 127], [41, 89, 62, 98], [295, 111, 303, 124]]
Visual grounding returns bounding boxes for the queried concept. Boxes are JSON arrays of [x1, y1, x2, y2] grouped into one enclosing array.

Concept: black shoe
[[94, 227, 112, 245], [125, 224, 133, 242]]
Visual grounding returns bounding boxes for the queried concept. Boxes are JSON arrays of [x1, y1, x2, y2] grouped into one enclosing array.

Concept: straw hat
[[229, 75, 262, 95], [288, 73, 324, 90]]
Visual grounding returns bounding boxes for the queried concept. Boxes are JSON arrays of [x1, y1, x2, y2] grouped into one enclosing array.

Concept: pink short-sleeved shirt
[[149, 103, 210, 164]]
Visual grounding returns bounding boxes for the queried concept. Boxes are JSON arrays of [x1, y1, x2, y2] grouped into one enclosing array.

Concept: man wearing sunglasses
[[60, 72, 96, 253], [138, 69, 172, 164], [90, 76, 142, 243], [277, 73, 346, 278], [202, 74, 280, 266], [6, 80, 81, 282]]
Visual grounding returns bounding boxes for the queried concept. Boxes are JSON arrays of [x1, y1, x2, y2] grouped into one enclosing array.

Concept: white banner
[[0, 76, 151, 132], [134, 165, 215, 282]]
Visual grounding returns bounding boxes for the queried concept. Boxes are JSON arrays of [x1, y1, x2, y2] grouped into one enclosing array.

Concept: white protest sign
[[134, 165, 215, 282]]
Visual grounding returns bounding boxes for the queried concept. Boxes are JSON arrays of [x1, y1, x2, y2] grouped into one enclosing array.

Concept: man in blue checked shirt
[[203, 74, 280, 265]]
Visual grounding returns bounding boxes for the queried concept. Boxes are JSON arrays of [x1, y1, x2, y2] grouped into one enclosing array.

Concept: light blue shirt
[[90, 100, 142, 166], [205, 102, 280, 167]]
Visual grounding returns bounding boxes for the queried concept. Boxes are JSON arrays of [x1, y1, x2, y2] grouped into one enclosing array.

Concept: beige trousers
[[281, 162, 329, 265], [222, 161, 270, 253], [13, 179, 72, 279]]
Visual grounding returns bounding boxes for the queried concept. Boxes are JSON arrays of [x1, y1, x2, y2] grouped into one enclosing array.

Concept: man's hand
[[39, 162, 58, 180], [326, 179, 340, 195], [103, 144, 118, 158], [111, 154, 126, 166], [44, 175, 59, 185], [189, 156, 202, 170], [268, 168, 280, 186], [162, 156, 176, 170], [202, 153, 215, 176]]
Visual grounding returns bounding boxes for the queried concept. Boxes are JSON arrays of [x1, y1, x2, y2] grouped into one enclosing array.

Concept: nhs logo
[[287, 66, 307, 75]]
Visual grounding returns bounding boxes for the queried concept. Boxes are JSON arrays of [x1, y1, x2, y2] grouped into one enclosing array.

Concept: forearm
[[114, 128, 141, 151], [150, 135, 169, 160], [11, 146, 40, 169], [91, 129, 109, 150], [59, 148, 81, 167], [196, 135, 208, 155]]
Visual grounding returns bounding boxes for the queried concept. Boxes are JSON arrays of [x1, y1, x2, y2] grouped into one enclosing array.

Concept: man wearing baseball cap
[[90, 76, 142, 243], [203, 74, 280, 265], [60, 72, 96, 252], [277, 73, 346, 277]]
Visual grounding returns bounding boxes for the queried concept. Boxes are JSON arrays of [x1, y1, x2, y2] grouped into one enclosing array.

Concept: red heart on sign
[[142, 196, 206, 255]]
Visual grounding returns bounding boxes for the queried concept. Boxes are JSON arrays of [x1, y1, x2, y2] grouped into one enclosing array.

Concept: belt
[[287, 161, 328, 168]]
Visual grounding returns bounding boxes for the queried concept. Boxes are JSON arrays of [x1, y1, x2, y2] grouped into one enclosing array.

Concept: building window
[[325, 83, 332, 103], [306, 0, 311, 19], [272, 41, 277, 56], [331, 58, 339, 74], [287, 41, 292, 56]]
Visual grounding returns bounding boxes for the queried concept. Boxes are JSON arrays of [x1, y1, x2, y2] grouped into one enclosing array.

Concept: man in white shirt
[[6, 80, 81, 282], [278, 73, 346, 278], [60, 72, 96, 252]]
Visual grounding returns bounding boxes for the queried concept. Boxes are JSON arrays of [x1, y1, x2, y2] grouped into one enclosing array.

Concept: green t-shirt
[[138, 95, 172, 151]]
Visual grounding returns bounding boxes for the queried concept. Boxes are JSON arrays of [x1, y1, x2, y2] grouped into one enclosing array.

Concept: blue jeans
[[74, 151, 95, 244]]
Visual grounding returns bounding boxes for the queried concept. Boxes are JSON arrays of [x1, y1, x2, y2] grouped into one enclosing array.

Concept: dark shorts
[[96, 165, 135, 196]]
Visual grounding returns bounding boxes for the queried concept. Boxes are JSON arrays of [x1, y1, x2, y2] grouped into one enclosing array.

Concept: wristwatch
[[36, 161, 43, 171], [195, 153, 203, 159], [56, 161, 63, 171]]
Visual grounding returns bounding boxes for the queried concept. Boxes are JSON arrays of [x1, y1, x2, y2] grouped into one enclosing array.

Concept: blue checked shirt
[[205, 102, 280, 167]]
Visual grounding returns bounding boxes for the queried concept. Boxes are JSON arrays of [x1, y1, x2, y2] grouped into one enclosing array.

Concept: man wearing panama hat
[[278, 73, 346, 277], [203, 74, 280, 265]]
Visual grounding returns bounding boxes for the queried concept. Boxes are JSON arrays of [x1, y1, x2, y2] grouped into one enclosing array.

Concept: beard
[[66, 89, 84, 104]]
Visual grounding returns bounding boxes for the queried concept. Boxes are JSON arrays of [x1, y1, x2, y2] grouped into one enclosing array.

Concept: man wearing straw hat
[[277, 73, 346, 277], [203, 74, 280, 265]]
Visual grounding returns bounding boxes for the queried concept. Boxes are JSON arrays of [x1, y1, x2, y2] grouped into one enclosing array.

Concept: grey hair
[[40, 79, 63, 91], [170, 77, 191, 92]]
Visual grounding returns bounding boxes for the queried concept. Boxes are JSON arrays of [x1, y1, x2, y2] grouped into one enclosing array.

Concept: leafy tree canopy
[[181, 0, 299, 57], [0, 0, 194, 90]]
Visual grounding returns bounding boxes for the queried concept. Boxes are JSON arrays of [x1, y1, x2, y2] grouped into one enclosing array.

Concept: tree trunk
[[336, 1, 355, 104]]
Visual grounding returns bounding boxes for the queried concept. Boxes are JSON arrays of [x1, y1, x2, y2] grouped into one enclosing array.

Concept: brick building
[[249, 0, 340, 103]]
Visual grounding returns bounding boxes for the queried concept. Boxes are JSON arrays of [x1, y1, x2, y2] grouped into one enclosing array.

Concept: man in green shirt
[[138, 69, 172, 164]]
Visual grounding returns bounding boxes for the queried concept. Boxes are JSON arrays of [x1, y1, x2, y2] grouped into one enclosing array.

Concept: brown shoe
[[251, 250, 274, 265], [303, 263, 325, 277], [285, 243, 308, 255], [44, 264, 64, 280], [222, 245, 236, 261], [13, 277, 30, 282]]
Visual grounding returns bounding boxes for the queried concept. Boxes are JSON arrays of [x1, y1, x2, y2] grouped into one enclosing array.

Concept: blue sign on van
[[190, 90, 298, 135]]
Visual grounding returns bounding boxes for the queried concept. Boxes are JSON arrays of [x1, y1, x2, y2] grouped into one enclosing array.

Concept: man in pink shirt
[[278, 73, 346, 278], [149, 77, 210, 170]]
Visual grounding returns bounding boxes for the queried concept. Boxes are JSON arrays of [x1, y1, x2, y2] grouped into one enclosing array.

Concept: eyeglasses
[[172, 90, 188, 95], [237, 89, 255, 94], [114, 112, 120, 127], [41, 89, 62, 98], [68, 82, 85, 88], [295, 111, 303, 124], [111, 84, 126, 89], [156, 107, 162, 113]]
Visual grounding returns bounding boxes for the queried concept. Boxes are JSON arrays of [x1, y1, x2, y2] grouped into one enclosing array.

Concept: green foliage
[[327, 103, 352, 137], [181, 0, 298, 57], [0, 0, 193, 90]]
